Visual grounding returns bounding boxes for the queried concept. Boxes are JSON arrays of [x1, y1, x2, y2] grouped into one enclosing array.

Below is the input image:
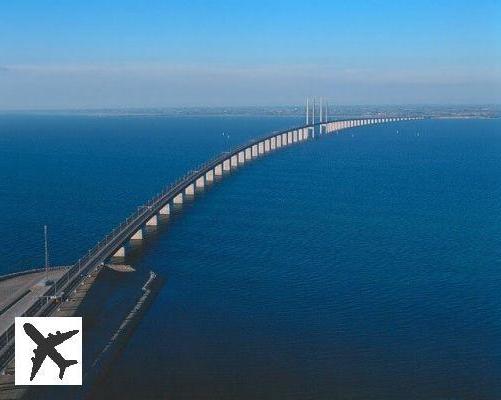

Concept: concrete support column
[[196, 176, 205, 189], [304, 129, 309, 139], [293, 130, 298, 142], [206, 170, 214, 182], [252, 144, 258, 157], [276, 135, 282, 148], [264, 139, 270, 152], [131, 229, 143, 240], [223, 159, 231, 171], [185, 183, 195, 196], [231, 155, 238, 167], [245, 147, 252, 160], [282, 133, 288, 146], [215, 164, 223, 176], [238, 151, 245, 164], [258, 142, 264, 155], [270, 137, 276, 149], [287, 132, 293, 144], [113, 246, 125, 258], [298, 129, 304, 141], [174, 193, 183, 204], [146, 215, 158, 226], [159, 204, 170, 215]]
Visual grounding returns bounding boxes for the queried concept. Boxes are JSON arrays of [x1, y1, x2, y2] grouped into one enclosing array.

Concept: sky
[[0, 0, 500, 109]]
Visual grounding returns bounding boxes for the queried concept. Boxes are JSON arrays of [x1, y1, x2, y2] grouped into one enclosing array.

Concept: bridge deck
[[0, 269, 69, 338], [0, 116, 420, 374]]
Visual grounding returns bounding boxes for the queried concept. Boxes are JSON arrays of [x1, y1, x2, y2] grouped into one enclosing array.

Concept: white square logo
[[15, 317, 82, 385]]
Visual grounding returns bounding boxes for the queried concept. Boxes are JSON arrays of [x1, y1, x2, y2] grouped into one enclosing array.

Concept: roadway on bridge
[[0, 269, 69, 337]]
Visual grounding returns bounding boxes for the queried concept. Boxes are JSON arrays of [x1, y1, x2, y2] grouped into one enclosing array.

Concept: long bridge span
[[0, 116, 421, 370]]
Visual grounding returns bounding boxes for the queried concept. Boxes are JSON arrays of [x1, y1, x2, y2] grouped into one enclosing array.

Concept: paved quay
[[0, 269, 69, 338], [0, 265, 104, 399]]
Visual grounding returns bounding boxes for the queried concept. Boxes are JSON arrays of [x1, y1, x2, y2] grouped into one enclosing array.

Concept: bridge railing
[[0, 120, 332, 364]]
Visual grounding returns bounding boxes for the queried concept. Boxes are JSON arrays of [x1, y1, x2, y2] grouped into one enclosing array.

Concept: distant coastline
[[0, 104, 500, 119]]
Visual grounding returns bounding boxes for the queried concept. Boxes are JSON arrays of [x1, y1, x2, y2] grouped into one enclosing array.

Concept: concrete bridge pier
[[146, 215, 158, 226], [113, 246, 126, 258], [238, 151, 245, 164], [195, 176, 205, 190], [281, 133, 287, 146], [252, 144, 258, 157], [258, 142, 264, 155], [287, 132, 293, 144], [276, 135, 282, 148], [173, 193, 183, 205], [130, 228, 143, 241], [264, 139, 270, 152], [245, 147, 252, 160], [215, 164, 223, 176], [223, 159, 231, 172], [206, 169, 214, 183], [293, 130, 298, 142], [231, 155, 238, 168], [185, 183, 195, 197], [159, 204, 170, 215], [270, 137, 276, 149]]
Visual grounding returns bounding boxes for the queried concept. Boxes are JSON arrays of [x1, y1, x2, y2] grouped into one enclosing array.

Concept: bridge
[[0, 115, 421, 371]]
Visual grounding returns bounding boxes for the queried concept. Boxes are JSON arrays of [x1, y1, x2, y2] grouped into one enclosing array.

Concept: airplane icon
[[23, 323, 79, 381]]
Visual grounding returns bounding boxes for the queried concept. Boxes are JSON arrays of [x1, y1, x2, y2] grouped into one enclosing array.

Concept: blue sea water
[[1, 116, 501, 399]]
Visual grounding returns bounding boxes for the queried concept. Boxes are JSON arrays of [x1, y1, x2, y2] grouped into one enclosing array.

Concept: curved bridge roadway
[[0, 116, 420, 368]]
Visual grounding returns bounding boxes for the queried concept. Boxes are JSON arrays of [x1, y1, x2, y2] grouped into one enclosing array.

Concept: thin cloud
[[3, 62, 499, 86]]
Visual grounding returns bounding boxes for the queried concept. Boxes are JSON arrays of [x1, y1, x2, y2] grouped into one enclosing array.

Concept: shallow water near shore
[[2, 116, 501, 399]]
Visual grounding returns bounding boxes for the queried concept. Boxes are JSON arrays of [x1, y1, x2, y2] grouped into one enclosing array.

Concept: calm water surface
[[1, 116, 501, 399]]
